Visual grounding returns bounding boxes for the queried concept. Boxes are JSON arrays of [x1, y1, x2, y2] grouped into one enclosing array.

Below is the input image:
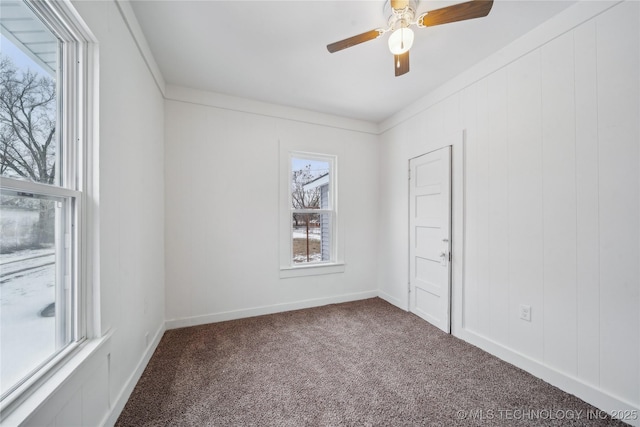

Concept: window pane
[[291, 157, 330, 210], [0, 192, 70, 397], [292, 213, 331, 264], [0, 1, 60, 185]]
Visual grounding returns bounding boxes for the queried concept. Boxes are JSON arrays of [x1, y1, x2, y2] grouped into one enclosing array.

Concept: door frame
[[406, 130, 466, 336]]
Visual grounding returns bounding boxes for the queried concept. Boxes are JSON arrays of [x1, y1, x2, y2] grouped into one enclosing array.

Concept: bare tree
[[0, 56, 56, 183], [0, 56, 57, 248], [291, 164, 320, 221], [291, 164, 321, 262]]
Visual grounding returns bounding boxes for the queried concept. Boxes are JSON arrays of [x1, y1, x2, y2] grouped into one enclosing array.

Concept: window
[[280, 150, 343, 277], [291, 155, 332, 264], [0, 0, 94, 409]]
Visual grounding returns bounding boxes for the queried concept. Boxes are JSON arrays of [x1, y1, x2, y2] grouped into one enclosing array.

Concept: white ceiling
[[129, 0, 576, 123]]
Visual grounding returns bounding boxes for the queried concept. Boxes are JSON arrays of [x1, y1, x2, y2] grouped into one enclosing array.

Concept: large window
[[0, 0, 94, 409]]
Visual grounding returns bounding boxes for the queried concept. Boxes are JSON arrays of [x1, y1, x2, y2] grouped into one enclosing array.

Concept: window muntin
[[0, 0, 86, 404], [290, 155, 334, 265]]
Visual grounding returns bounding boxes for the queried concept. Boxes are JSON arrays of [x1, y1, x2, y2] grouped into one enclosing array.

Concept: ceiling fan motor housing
[[385, 0, 418, 29]]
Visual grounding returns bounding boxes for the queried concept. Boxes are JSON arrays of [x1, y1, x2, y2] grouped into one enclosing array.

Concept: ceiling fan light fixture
[[388, 26, 414, 55], [326, 0, 494, 76]]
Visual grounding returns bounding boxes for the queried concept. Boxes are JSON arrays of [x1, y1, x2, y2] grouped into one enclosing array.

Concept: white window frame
[[279, 150, 344, 278], [0, 0, 97, 417]]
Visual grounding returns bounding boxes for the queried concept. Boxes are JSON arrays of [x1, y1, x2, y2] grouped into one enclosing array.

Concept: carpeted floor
[[116, 298, 627, 426]]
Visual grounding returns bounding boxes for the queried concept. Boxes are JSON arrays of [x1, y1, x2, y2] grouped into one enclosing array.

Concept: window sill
[[280, 262, 345, 278], [0, 332, 111, 426]]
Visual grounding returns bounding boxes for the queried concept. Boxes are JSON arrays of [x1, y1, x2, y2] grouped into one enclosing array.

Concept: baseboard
[[455, 329, 640, 427], [165, 290, 379, 330], [104, 294, 639, 426], [102, 323, 166, 427], [378, 290, 407, 311]]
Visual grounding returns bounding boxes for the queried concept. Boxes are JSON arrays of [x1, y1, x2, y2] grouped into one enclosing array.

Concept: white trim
[[33, 0, 97, 44], [455, 328, 640, 427], [1, 334, 111, 427], [109, 0, 382, 136], [81, 27, 101, 340], [378, 1, 621, 133], [451, 130, 467, 337], [378, 290, 408, 311], [0, 0, 100, 418], [122, 291, 639, 427], [166, 85, 378, 135], [114, 0, 166, 96], [108, 9, 375, 134], [281, 150, 342, 273], [280, 262, 345, 278], [165, 291, 378, 330], [0, 340, 81, 413], [0, 177, 80, 199], [292, 208, 333, 215], [104, 324, 165, 427]]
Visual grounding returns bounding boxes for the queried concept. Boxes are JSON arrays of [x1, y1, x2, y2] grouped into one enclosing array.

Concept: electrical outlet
[[519, 304, 531, 322]]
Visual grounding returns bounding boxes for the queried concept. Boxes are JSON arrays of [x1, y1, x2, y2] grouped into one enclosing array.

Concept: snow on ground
[[1, 252, 55, 276], [293, 253, 322, 263], [292, 226, 320, 240], [292, 227, 322, 263], [0, 248, 54, 265], [0, 250, 56, 395]]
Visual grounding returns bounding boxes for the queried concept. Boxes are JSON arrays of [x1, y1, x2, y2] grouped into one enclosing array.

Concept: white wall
[[89, 0, 166, 420], [163, 89, 379, 327], [378, 0, 639, 422], [10, 0, 639, 425], [13, 1, 166, 425]]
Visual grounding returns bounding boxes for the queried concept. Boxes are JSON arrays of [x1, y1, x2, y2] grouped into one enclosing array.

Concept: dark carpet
[[116, 298, 626, 426]]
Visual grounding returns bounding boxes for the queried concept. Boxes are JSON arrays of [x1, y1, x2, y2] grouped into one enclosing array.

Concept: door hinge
[[408, 169, 411, 180]]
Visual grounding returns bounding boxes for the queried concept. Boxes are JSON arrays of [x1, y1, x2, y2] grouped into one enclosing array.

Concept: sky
[[292, 157, 329, 177], [1, 34, 53, 79]]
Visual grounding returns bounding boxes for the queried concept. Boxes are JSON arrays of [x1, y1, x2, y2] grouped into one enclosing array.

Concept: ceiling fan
[[327, 0, 494, 76]]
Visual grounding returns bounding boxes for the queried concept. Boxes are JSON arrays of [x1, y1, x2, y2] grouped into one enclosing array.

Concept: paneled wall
[[463, 0, 638, 401], [378, 0, 639, 420]]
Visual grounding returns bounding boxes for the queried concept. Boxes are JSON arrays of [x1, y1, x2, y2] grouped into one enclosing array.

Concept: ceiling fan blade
[[418, 0, 493, 27], [394, 51, 410, 76], [327, 29, 383, 53]]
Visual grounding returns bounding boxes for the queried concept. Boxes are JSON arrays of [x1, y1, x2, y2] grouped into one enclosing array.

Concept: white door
[[409, 147, 452, 333]]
